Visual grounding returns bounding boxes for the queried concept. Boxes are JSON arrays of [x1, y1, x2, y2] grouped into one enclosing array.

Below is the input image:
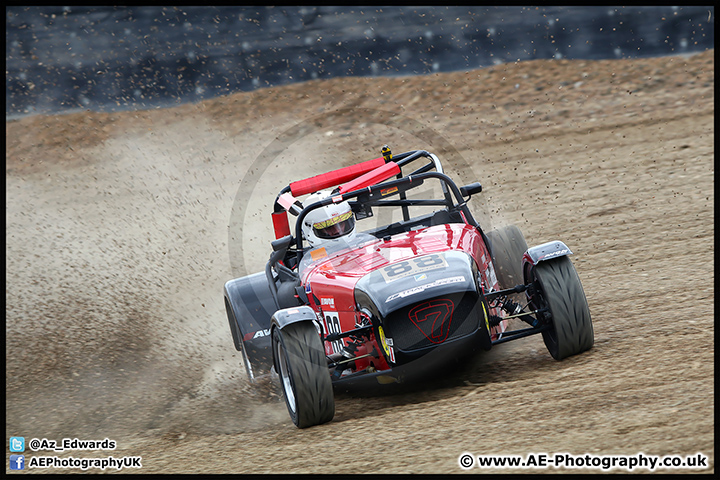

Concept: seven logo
[[408, 299, 455, 344]]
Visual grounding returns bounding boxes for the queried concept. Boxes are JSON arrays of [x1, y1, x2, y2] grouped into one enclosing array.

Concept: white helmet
[[302, 190, 356, 248]]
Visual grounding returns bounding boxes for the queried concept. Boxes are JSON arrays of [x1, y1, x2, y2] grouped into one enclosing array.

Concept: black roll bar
[[294, 170, 478, 262]]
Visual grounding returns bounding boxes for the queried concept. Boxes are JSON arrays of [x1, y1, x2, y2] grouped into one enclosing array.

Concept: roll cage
[[271, 148, 485, 263]]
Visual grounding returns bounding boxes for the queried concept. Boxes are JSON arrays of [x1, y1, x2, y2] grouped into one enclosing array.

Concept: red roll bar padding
[[338, 161, 401, 195], [289, 157, 386, 196], [272, 211, 291, 239]]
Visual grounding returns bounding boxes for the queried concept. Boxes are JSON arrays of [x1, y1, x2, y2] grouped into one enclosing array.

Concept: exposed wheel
[[530, 256, 594, 360], [272, 322, 334, 428], [486, 224, 528, 291]]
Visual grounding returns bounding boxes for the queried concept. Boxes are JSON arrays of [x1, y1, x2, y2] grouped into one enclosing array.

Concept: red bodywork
[[300, 222, 506, 373]]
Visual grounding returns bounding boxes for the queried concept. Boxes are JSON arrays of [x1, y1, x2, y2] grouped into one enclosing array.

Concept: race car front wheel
[[272, 322, 335, 428], [530, 256, 594, 360]]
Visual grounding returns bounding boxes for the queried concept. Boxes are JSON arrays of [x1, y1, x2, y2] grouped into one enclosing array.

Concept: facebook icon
[[10, 454, 25, 470]]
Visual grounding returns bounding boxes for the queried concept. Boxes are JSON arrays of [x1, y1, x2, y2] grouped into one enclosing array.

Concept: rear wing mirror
[[460, 182, 482, 197], [271, 234, 293, 252]]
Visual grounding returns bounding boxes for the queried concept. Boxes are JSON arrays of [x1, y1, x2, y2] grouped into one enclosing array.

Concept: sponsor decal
[[381, 186, 398, 196], [487, 262, 499, 290], [243, 329, 271, 341], [414, 273, 427, 282], [408, 299, 455, 344], [378, 325, 390, 357], [540, 248, 570, 261], [332, 195, 343, 203], [385, 276, 465, 303], [320, 297, 335, 309], [310, 247, 328, 261]]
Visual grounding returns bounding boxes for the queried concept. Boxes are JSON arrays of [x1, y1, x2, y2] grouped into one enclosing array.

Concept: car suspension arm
[[323, 324, 373, 343], [483, 284, 530, 302], [491, 324, 552, 345], [327, 353, 374, 369]]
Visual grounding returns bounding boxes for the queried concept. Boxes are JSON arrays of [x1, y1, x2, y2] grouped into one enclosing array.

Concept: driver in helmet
[[301, 190, 357, 248]]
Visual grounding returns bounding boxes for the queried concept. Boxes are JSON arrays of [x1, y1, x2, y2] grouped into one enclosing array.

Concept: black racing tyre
[[272, 322, 334, 428], [531, 256, 594, 360], [486, 224, 528, 290]]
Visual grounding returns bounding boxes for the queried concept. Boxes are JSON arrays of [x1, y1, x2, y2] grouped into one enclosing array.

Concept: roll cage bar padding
[[271, 154, 401, 239], [337, 162, 401, 195], [271, 211, 291, 239], [289, 157, 388, 197], [273, 150, 435, 211]]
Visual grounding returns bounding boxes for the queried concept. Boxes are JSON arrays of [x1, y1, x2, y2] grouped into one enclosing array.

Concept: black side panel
[[224, 272, 277, 378]]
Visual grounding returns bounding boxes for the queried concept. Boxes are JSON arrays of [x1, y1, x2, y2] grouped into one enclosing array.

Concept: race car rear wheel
[[530, 256, 594, 360], [486, 224, 528, 291], [272, 322, 334, 428]]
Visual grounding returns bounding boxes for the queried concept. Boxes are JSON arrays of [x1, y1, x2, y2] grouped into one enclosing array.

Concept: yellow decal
[[312, 211, 353, 230], [381, 186, 398, 197], [482, 302, 490, 333], [310, 247, 328, 261], [378, 325, 390, 357]]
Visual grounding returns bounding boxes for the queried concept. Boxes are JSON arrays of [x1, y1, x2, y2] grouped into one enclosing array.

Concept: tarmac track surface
[[5, 50, 714, 473]]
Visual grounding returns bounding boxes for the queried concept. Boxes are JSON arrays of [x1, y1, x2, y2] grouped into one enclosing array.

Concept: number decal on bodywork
[[380, 254, 447, 283], [324, 312, 343, 354]]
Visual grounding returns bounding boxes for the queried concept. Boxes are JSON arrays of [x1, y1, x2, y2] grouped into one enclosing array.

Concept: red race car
[[224, 146, 594, 428]]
